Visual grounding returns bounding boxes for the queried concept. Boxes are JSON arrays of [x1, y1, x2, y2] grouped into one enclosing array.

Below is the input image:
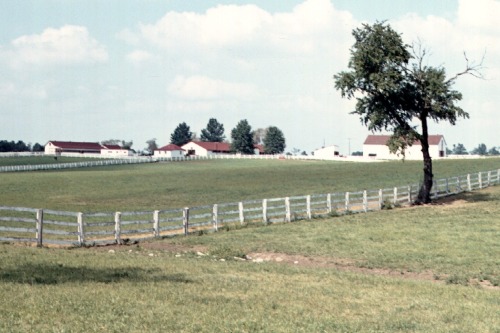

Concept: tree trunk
[[416, 115, 433, 204]]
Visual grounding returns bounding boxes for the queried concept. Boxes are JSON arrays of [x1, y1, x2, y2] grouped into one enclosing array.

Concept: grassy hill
[[0, 158, 499, 212], [1, 186, 498, 332]]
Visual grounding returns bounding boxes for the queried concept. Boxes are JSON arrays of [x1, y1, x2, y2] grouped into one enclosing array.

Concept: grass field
[[0, 157, 499, 212], [0, 186, 498, 332]]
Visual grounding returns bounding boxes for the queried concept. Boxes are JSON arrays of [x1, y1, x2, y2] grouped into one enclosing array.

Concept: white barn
[[363, 135, 447, 160], [154, 144, 185, 158], [313, 145, 340, 159], [181, 141, 264, 156]]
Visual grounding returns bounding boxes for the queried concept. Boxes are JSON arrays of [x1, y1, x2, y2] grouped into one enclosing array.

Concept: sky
[[0, 0, 498, 154]]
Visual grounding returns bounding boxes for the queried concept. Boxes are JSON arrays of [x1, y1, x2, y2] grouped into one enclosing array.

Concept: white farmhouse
[[363, 135, 447, 160], [154, 144, 185, 158], [313, 145, 340, 159]]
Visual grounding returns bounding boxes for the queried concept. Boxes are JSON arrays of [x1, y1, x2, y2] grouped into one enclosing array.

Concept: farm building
[[363, 135, 447, 160], [153, 144, 185, 158], [182, 141, 264, 156], [45, 141, 132, 156], [313, 145, 340, 159]]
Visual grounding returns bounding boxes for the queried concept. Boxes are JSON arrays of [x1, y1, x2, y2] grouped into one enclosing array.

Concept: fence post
[[153, 210, 160, 237], [262, 199, 268, 224], [285, 197, 291, 222], [345, 192, 350, 212], [183, 207, 189, 236], [487, 171, 491, 186], [212, 204, 218, 232], [467, 174, 472, 191], [326, 193, 332, 214], [478, 172, 482, 189], [378, 189, 383, 209], [306, 195, 312, 219], [77, 212, 85, 246], [239, 202, 245, 225], [393, 187, 398, 205], [363, 190, 368, 212], [114, 212, 122, 244], [445, 179, 450, 194], [36, 209, 43, 247]]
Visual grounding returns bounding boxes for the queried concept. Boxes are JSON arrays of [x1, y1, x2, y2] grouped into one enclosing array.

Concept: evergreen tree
[[170, 122, 193, 146], [263, 126, 286, 154], [231, 119, 254, 154], [200, 118, 225, 142]]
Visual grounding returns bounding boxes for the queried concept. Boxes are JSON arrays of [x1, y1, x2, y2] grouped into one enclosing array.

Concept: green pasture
[[0, 186, 498, 332], [0, 158, 499, 212]]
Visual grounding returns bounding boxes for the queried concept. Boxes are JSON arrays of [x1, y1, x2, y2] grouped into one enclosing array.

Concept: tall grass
[[0, 158, 499, 212], [0, 187, 498, 332]]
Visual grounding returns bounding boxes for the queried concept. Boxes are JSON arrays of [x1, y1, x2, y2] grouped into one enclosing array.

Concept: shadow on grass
[[435, 190, 496, 206], [0, 263, 194, 285]]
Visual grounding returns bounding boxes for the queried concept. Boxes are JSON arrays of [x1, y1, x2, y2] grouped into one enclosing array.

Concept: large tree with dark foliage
[[200, 118, 225, 142], [334, 22, 482, 204], [263, 126, 286, 154], [231, 119, 254, 154], [170, 122, 193, 146]]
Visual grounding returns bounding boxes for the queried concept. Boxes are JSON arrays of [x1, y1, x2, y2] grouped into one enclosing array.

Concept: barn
[[182, 141, 264, 156], [363, 135, 447, 160], [45, 141, 132, 156], [153, 144, 185, 158]]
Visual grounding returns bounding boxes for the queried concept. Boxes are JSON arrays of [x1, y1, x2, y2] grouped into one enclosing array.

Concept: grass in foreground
[[0, 187, 498, 332], [0, 158, 499, 211]]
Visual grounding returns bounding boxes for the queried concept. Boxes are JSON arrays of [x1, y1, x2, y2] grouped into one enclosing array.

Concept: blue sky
[[0, 0, 497, 154]]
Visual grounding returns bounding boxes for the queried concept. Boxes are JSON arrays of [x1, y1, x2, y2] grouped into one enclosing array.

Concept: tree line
[[0, 140, 44, 152], [145, 118, 286, 155], [448, 143, 500, 156]]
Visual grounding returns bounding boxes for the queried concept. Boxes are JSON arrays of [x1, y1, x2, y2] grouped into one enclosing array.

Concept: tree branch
[[446, 51, 486, 83]]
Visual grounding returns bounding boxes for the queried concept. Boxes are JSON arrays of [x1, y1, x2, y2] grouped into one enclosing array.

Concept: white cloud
[[6, 25, 108, 67], [138, 0, 353, 56], [168, 75, 258, 100], [126, 50, 154, 64]]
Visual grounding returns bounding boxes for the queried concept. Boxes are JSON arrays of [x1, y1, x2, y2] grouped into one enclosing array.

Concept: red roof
[[157, 144, 185, 151], [48, 141, 103, 150], [101, 144, 123, 150], [364, 135, 444, 146], [189, 141, 231, 152]]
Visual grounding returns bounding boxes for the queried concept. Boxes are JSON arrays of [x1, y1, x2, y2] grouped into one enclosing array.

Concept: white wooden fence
[[0, 170, 499, 247]]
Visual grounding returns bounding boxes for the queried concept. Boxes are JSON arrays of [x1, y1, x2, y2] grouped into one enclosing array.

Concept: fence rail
[[1, 170, 499, 247]]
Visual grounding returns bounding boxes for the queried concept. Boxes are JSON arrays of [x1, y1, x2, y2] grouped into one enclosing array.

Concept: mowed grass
[[0, 186, 498, 332], [0, 158, 499, 212]]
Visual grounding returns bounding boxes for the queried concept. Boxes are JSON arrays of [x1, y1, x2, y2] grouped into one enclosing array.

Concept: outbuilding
[[313, 145, 340, 159], [363, 135, 447, 160], [154, 144, 185, 158]]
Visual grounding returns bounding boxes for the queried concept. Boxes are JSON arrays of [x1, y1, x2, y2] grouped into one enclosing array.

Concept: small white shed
[[313, 145, 340, 159], [154, 144, 185, 158]]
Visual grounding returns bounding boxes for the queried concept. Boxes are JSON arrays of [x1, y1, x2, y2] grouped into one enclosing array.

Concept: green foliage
[[230, 119, 254, 154], [263, 126, 286, 154], [200, 118, 225, 142], [471, 143, 488, 155], [144, 138, 157, 154], [452, 143, 468, 155], [170, 122, 193, 146], [334, 22, 476, 203]]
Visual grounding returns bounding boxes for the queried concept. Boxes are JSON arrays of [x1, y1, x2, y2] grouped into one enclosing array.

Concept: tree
[[252, 128, 267, 145], [170, 122, 193, 146], [471, 143, 487, 155], [101, 139, 133, 149], [231, 119, 254, 154], [145, 138, 158, 155], [334, 22, 482, 204], [32, 143, 44, 152], [200, 118, 225, 142], [263, 126, 286, 154], [488, 146, 500, 155], [452, 143, 468, 155]]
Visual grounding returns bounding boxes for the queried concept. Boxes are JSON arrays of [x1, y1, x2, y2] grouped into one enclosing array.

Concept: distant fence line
[[1, 169, 498, 247]]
